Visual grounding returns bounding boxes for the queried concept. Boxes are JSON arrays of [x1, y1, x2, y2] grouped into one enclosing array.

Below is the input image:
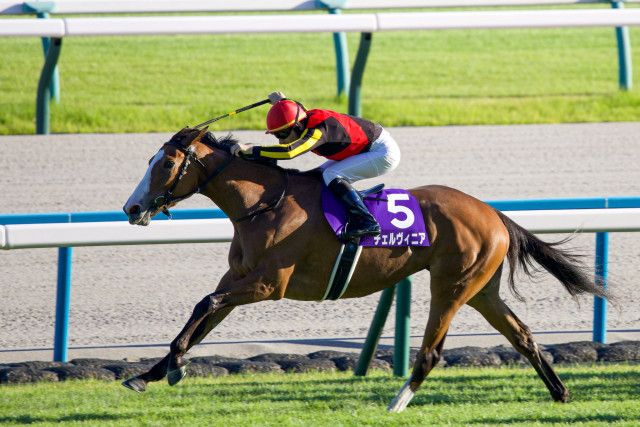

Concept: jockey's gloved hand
[[230, 143, 255, 158], [268, 91, 286, 104]]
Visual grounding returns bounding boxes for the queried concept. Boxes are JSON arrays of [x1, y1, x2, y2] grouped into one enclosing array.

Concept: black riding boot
[[328, 177, 381, 240]]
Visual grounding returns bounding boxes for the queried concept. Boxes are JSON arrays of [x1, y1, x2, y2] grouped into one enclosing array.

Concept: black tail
[[496, 210, 609, 301]]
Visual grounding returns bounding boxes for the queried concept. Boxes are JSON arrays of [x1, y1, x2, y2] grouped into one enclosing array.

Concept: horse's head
[[123, 127, 232, 225]]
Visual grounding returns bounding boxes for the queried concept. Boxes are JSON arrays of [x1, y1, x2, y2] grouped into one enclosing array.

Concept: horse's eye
[[163, 160, 175, 169]]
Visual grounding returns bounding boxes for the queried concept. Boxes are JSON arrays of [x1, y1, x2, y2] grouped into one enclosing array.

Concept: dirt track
[[1, 123, 639, 360]]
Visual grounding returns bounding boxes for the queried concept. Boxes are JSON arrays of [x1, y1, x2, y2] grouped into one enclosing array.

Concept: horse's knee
[[194, 294, 224, 316], [170, 294, 222, 354]]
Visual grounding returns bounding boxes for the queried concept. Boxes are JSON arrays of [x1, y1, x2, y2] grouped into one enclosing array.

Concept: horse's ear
[[194, 127, 209, 144], [168, 127, 189, 144]]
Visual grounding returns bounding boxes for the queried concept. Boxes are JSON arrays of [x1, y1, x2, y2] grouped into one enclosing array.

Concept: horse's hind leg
[[387, 317, 448, 413], [388, 226, 509, 413], [467, 268, 569, 403], [387, 276, 469, 413], [388, 269, 499, 412]]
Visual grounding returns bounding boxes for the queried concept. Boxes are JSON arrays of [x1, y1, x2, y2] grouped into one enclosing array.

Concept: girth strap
[[320, 240, 363, 301]]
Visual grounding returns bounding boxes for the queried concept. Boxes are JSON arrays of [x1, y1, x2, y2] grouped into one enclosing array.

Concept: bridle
[[150, 138, 232, 218], [150, 133, 287, 223], [148, 98, 287, 220]]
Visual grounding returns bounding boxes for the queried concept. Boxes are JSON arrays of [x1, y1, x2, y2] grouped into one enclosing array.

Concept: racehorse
[[122, 127, 607, 412]]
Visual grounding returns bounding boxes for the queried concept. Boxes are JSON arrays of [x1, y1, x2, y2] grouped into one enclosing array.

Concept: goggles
[[273, 128, 293, 140]]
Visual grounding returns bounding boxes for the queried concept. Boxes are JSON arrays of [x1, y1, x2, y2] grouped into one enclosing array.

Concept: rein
[[152, 133, 288, 223]]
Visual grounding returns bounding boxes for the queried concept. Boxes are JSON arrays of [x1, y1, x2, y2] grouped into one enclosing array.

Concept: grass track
[[1, 364, 639, 426], [1, 11, 640, 134]]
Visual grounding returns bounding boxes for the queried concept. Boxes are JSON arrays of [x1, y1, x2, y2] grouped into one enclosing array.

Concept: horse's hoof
[[167, 363, 188, 386], [122, 377, 146, 393], [387, 379, 415, 413], [553, 389, 570, 403]]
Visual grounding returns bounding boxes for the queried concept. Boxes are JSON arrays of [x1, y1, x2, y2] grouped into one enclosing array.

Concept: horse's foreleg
[[123, 268, 278, 392], [165, 269, 279, 386], [165, 303, 235, 385], [122, 354, 170, 392], [184, 306, 235, 351], [122, 307, 235, 393]]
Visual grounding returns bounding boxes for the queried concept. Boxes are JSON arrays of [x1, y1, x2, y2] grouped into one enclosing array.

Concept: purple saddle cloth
[[322, 187, 430, 247]]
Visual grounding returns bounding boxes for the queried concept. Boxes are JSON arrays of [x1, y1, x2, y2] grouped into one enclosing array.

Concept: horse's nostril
[[129, 205, 141, 215]]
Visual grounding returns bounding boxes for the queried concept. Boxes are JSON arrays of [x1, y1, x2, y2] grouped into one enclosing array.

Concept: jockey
[[230, 91, 401, 240]]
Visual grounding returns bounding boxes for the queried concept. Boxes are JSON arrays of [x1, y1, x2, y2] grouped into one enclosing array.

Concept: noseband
[[151, 139, 232, 218]]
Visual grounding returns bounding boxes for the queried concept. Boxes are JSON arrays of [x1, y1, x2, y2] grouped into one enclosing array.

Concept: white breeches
[[320, 128, 401, 186]]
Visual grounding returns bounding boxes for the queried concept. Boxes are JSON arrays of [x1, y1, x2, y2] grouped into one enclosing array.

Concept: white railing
[[3, 1, 637, 15], [2, 208, 640, 249], [0, 219, 234, 248], [3, 9, 640, 36], [506, 208, 640, 233], [2, 207, 639, 362]]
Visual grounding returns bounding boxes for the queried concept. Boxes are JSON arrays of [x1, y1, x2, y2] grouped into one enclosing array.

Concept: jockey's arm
[[252, 128, 324, 160]]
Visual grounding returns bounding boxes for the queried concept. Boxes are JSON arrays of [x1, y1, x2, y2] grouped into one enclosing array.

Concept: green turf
[[0, 364, 638, 426], [2, 8, 640, 135]]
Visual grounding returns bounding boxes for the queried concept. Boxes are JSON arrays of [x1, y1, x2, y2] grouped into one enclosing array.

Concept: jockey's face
[[278, 126, 300, 144]]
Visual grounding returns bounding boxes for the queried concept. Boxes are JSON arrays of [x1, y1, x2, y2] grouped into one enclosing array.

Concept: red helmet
[[265, 100, 307, 134]]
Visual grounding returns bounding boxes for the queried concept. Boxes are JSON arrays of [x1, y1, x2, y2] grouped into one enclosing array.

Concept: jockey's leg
[[322, 128, 400, 240], [327, 177, 380, 239]]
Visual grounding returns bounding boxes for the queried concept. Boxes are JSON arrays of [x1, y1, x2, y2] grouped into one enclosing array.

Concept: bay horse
[[122, 127, 607, 412]]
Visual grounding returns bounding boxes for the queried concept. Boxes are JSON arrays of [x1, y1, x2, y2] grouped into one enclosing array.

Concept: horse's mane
[[202, 131, 238, 154], [203, 131, 322, 179]]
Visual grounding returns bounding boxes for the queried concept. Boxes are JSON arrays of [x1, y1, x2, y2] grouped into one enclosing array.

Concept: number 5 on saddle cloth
[[319, 185, 430, 301]]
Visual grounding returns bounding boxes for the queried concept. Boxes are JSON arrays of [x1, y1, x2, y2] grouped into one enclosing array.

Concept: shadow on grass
[[170, 366, 639, 409], [466, 414, 627, 424], [557, 368, 640, 382], [0, 412, 131, 425]]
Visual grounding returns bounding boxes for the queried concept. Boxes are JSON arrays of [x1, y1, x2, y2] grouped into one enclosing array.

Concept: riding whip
[[194, 99, 270, 129]]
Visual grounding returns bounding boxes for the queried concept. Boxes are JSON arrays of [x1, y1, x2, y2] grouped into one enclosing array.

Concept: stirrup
[[342, 222, 381, 241], [359, 183, 385, 198]]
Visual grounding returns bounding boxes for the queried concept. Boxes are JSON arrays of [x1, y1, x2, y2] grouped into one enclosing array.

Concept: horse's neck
[[202, 159, 287, 220]]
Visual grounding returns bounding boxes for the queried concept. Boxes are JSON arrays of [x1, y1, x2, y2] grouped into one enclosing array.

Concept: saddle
[[319, 183, 430, 301]]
